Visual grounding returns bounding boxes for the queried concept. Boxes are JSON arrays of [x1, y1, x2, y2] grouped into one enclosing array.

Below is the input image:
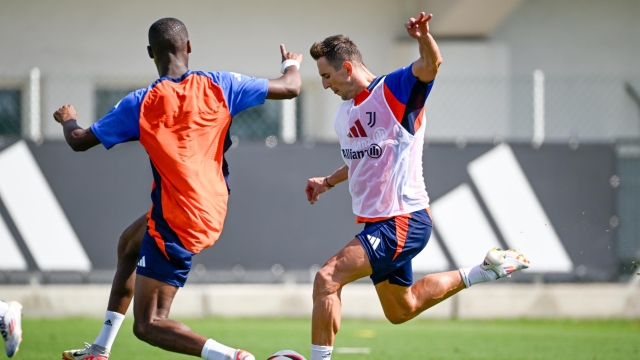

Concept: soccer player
[[0, 300, 22, 358], [54, 17, 303, 360], [304, 13, 530, 360]]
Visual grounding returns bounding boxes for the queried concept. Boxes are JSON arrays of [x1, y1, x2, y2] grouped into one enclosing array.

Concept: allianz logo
[[341, 145, 382, 160]]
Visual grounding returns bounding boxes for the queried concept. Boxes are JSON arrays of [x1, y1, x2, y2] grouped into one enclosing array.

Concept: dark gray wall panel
[[0, 140, 617, 279]]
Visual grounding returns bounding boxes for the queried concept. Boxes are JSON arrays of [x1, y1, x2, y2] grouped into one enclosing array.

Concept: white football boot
[[62, 342, 109, 360], [234, 349, 256, 360], [481, 248, 530, 278], [0, 301, 23, 358]]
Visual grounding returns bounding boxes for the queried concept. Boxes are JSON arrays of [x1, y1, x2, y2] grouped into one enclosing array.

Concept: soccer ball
[[267, 350, 307, 360]]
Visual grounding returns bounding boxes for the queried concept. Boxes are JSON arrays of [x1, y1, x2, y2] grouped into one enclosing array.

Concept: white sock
[[311, 344, 333, 360], [93, 310, 126, 351], [201, 339, 237, 360], [460, 265, 498, 288], [0, 300, 8, 318]]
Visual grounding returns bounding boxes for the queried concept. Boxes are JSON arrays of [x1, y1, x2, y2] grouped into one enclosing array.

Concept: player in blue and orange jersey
[[303, 13, 530, 360], [54, 18, 302, 360]]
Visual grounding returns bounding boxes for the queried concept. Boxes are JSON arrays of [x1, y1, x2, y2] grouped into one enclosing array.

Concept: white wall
[[492, 0, 640, 75], [0, 0, 410, 139], [2, 283, 639, 319], [491, 0, 640, 141], [1, 0, 639, 141]]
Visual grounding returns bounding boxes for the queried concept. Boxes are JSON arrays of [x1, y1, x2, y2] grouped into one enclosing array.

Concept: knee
[[385, 311, 411, 325], [313, 267, 340, 300], [132, 320, 150, 342]]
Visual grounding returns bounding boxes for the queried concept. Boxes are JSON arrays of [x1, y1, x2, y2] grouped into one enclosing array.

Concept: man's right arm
[[266, 44, 303, 100], [54, 105, 101, 152], [305, 165, 349, 205]]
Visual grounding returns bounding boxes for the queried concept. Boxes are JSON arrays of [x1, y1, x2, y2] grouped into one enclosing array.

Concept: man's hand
[[407, 12, 441, 83], [53, 105, 78, 124], [280, 44, 303, 65], [405, 12, 433, 40], [305, 177, 330, 205], [267, 44, 303, 99]]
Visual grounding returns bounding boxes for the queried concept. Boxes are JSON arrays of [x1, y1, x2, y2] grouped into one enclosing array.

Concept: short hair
[[148, 18, 189, 54], [310, 35, 363, 70]]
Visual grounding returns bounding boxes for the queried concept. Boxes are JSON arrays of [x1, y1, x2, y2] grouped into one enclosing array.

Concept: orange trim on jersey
[[356, 215, 393, 223], [383, 83, 405, 122], [147, 213, 170, 260], [392, 214, 411, 261], [353, 87, 371, 106]]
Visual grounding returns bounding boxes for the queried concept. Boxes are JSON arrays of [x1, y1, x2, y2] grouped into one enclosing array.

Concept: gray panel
[[511, 144, 617, 279], [0, 140, 616, 281]]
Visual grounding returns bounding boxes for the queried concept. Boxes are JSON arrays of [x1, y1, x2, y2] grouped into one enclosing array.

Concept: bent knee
[[385, 311, 412, 325], [132, 321, 149, 341], [383, 304, 418, 325], [313, 268, 341, 298]]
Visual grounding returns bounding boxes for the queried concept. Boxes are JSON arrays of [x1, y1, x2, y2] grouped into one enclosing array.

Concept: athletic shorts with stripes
[[137, 231, 194, 287], [356, 208, 432, 287]]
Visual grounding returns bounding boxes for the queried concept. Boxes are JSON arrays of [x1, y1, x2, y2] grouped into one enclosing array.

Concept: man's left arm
[[53, 105, 101, 152], [267, 44, 303, 100], [406, 12, 442, 83]]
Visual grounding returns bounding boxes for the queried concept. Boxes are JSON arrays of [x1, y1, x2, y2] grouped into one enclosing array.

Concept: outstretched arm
[[406, 12, 442, 83], [305, 165, 349, 205], [266, 44, 303, 100], [53, 105, 100, 152]]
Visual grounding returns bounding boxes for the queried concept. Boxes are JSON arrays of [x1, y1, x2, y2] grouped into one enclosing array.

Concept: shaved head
[[148, 18, 189, 55]]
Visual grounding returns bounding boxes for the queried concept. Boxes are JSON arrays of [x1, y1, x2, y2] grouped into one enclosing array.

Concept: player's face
[[317, 57, 353, 101]]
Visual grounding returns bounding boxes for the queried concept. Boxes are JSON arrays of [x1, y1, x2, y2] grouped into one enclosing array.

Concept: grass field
[[17, 318, 639, 360]]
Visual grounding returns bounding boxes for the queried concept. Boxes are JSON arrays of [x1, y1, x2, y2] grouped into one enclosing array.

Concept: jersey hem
[[353, 203, 430, 223]]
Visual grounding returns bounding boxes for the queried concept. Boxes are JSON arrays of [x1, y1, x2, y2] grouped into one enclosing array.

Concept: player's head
[[147, 18, 191, 60], [310, 35, 365, 101]]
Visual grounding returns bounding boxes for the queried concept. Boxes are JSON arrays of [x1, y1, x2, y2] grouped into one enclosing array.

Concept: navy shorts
[[356, 209, 432, 287], [136, 231, 194, 287]]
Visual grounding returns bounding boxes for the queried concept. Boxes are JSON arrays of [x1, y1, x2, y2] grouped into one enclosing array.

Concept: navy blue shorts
[[136, 231, 194, 287], [357, 209, 432, 287]]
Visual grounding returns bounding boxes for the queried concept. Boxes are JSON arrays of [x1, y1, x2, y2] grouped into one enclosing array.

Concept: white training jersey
[[334, 65, 434, 220]]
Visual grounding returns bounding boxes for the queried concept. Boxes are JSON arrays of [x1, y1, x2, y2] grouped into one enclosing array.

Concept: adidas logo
[[347, 119, 368, 138], [137, 256, 146, 268], [367, 234, 381, 250], [104, 319, 112, 326]]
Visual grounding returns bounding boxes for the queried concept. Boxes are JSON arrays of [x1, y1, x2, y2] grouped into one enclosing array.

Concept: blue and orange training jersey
[[91, 70, 268, 254]]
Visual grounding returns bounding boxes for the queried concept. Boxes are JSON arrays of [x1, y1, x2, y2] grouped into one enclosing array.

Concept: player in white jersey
[[304, 12, 531, 360], [0, 300, 22, 358]]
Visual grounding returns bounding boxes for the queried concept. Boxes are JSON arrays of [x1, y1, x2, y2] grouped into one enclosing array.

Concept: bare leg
[[107, 214, 146, 315], [133, 274, 207, 356], [311, 238, 372, 346], [375, 271, 466, 324]]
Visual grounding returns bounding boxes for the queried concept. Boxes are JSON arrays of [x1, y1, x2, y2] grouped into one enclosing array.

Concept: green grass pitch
[[17, 318, 640, 359]]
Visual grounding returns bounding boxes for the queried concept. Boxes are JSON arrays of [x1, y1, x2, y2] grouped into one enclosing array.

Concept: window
[[0, 90, 21, 136], [95, 89, 137, 121], [230, 100, 282, 139]]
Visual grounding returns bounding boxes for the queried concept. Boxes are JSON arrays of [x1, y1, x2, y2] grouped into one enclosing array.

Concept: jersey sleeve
[[383, 65, 434, 135], [207, 72, 269, 117], [90, 88, 147, 149]]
